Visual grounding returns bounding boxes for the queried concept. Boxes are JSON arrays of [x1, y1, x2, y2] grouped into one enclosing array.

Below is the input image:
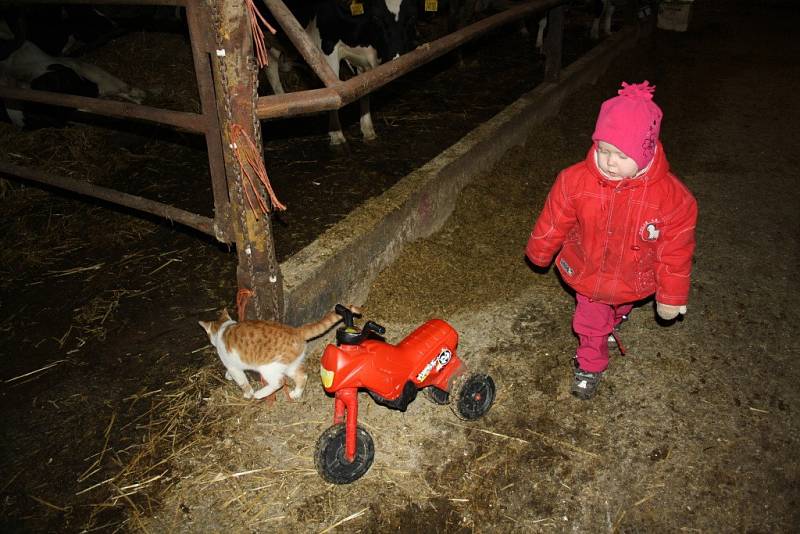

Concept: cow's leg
[[1, 73, 25, 127], [265, 48, 285, 95], [61, 58, 146, 103], [4, 101, 26, 128], [535, 16, 547, 51], [304, 18, 347, 146], [341, 46, 379, 142], [359, 94, 376, 142], [591, 0, 614, 40], [603, 2, 615, 36], [328, 110, 347, 146], [321, 49, 348, 146], [447, 0, 472, 68]]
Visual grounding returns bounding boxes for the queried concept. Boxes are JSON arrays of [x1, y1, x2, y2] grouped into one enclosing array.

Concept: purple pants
[[572, 293, 634, 373]]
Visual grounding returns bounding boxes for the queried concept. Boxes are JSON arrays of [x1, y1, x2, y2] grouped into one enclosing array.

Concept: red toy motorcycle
[[315, 305, 495, 484]]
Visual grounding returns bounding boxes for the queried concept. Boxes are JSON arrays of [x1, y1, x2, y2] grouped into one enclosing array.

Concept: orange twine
[[236, 287, 254, 321], [230, 123, 286, 217], [245, 0, 277, 69]]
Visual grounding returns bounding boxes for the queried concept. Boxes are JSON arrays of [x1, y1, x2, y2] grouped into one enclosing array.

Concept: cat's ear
[[198, 320, 212, 334], [220, 308, 232, 321]]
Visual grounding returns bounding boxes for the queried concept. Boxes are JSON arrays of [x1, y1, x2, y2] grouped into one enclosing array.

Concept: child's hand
[[656, 303, 687, 320]]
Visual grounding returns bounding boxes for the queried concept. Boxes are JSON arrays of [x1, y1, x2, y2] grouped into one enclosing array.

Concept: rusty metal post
[[543, 5, 564, 82], [185, 1, 232, 243], [207, 0, 284, 321]]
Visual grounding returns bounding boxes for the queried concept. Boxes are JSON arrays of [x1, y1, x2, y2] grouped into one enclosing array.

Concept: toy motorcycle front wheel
[[314, 423, 375, 484], [450, 373, 496, 420]]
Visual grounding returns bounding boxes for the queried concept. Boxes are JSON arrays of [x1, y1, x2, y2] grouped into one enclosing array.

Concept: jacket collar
[[586, 141, 669, 189]]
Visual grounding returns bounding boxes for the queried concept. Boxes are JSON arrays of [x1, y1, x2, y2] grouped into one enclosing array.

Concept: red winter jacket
[[525, 143, 697, 306]]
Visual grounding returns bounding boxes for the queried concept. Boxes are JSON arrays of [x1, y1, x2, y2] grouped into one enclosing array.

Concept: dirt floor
[[2, 1, 799, 532]]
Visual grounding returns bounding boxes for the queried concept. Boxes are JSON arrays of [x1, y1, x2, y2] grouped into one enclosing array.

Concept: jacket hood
[[585, 141, 670, 189]]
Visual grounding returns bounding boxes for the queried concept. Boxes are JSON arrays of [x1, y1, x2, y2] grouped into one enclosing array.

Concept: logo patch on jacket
[[639, 220, 661, 242], [559, 258, 575, 276]]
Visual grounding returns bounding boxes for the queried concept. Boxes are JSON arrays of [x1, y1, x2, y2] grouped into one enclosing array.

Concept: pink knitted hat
[[592, 81, 663, 169]]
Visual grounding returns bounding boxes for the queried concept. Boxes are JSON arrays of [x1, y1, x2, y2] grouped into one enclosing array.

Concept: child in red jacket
[[525, 81, 697, 400]]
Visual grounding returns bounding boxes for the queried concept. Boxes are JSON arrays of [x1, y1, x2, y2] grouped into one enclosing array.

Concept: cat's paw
[[288, 388, 304, 401], [243, 389, 254, 399], [225, 370, 233, 381]]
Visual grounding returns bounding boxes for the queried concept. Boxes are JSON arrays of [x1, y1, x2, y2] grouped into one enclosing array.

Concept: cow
[[263, 0, 419, 146], [535, 0, 614, 52], [1, 16, 145, 129]]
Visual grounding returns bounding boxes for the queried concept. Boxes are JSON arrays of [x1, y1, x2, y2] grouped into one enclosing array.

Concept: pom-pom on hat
[[592, 81, 663, 169]]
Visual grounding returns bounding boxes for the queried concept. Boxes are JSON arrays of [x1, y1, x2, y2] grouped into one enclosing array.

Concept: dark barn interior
[[1, 0, 799, 532]]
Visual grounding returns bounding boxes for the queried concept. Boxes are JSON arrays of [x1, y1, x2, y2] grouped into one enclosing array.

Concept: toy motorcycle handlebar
[[334, 304, 385, 345], [363, 320, 385, 336], [335, 304, 358, 328]]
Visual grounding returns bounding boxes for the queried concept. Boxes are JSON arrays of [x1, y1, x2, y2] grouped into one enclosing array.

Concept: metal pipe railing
[[256, 86, 343, 120], [256, 0, 563, 120], [0, 161, 218, 237], [0, 86, 208, 133]]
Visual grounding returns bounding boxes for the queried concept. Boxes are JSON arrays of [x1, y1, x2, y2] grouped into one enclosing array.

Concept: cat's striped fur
[[199, 306, 357, 400]]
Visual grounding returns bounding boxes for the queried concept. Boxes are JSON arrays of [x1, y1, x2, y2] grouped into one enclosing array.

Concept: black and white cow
[[1, 16, 145, 129], [265, 0, 419, 145]]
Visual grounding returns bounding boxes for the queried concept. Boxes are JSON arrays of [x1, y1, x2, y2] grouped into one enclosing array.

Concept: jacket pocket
[[556, 242, 587, 284]]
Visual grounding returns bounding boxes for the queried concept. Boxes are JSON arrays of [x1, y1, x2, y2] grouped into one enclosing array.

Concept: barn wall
[[280, 23, 644, 327]]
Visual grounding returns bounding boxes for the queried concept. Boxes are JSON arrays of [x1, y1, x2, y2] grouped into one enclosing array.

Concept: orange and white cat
[[199, 306, 357, 401]]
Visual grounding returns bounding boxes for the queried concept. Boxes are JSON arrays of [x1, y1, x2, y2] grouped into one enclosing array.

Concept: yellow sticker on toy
[[350, 1, 364, 16], [425, 0, 439, 12]]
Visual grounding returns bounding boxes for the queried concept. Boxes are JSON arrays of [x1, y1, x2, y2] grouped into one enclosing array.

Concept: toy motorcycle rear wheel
[[450, 373, 496, 420], [314, 423, 375, 484]]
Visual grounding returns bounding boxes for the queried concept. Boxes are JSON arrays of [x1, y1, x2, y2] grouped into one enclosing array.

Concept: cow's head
[[370, 0, 418, 62]]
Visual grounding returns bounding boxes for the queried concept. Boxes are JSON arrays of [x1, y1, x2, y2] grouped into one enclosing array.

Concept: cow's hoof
[[328, 131, 348, 146]]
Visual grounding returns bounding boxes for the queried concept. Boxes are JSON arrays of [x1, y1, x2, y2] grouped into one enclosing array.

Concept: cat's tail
[[298, 305, 361, 341]]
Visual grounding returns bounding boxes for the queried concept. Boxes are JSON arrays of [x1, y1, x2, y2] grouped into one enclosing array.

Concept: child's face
[[595, 141, 639, 180]]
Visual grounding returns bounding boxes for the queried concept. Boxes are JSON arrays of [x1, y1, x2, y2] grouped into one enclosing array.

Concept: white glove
[[656, 302, 687, 320]]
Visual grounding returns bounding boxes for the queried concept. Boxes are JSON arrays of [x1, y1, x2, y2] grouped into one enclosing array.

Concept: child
[[525, 81, 697, 400]]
